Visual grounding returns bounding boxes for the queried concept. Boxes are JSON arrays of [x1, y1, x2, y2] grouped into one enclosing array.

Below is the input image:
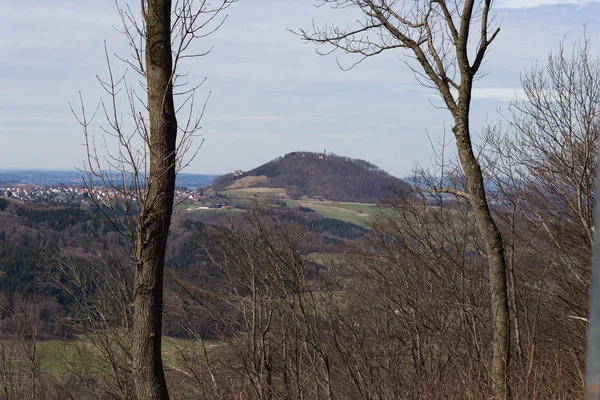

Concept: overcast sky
[[1, 0, 599, 177]]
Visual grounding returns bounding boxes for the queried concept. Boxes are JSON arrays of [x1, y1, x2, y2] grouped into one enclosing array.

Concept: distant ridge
[[211, 151, 409, 202], [0, 170, 217, 189]]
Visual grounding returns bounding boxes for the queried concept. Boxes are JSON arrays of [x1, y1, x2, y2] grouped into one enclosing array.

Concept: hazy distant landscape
[[0, 170, 218, 189], [0, 152, 401, 227]]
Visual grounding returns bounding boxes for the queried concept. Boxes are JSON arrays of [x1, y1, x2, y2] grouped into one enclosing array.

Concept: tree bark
[[132, 0, 176, 399], [298, 1, 512, 397], [453, 90, 511, 400]]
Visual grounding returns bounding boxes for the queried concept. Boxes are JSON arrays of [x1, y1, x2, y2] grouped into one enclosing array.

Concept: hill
[[211, 151, 408, 202]]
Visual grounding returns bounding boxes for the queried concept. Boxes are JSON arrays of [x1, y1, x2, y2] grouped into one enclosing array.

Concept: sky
[[1, 0, 600, 178]]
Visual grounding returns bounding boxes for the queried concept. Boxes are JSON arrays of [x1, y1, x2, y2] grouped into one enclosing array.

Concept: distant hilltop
[[211, 151, 409, 203]]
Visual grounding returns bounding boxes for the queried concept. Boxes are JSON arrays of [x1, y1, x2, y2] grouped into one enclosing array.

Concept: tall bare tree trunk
[[454, 94, 511, 399], [132, 1, 176, 399], [74, 1, 232, 398], [298, 4, 512, 395]]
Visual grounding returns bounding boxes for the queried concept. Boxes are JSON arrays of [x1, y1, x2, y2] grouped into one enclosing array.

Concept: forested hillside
[[211, 151, 409, 202], [0, 199, 365, 298]]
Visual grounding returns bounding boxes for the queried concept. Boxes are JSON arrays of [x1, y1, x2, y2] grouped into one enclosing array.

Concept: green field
[[219, 188, 288, 198], [36, 336, 211, 374], [178, 203, 242, 214], [293, 201, 377, 226], [330, 203, 375, 213], [38, 337, 102, 374], [307, 252, 347, 264], [178, 189, 381, 227]]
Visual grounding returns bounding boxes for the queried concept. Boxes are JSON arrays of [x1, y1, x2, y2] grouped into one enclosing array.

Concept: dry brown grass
[[226, 175, 268, 189]]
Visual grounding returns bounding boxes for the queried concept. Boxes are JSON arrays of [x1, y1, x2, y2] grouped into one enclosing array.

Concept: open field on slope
[[223, 189, 382, 227], [226, 175, 268, 189], [220, 187, 288, 198], [177, 201, 241, 213], [290, 200, 377, 226], [178, 187, 383, 226], [35, 336, 215, 374]]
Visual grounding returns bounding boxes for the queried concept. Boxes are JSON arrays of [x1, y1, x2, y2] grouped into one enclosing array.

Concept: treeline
[[0, 201, 117, 307], [0, 197, 365, 303], [14, 205, 91, 231]]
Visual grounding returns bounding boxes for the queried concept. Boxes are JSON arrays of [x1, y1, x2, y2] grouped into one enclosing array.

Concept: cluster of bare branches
[[49, 241, 136, 399], [163, 206, 338, 399], [71, 0, 233, 241], [298, 1, 512, 398], [67, 1, 235, 399]]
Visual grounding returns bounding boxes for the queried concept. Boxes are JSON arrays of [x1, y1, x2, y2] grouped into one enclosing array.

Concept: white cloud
[[496, 0, 598, 8], [471, 88, 527, 101]]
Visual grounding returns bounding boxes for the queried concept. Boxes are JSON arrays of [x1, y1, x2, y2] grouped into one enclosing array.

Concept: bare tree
[[0, 295, 43, 400], [71, 1, 233, 398], [50, 242, 136, 400], [509, 34, 598, 262], [482, 34, 600, 396], [167, 205, 340, 399], [297, 1, 510, 398], [337, 185, 493, 398]]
